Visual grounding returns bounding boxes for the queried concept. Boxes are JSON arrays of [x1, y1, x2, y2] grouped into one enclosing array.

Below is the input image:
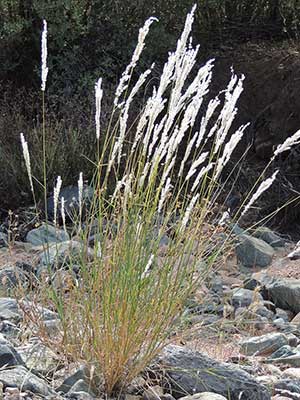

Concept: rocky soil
[[1, 198, 300, 399]]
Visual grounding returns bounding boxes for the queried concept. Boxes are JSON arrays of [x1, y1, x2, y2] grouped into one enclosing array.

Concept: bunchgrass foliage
[[20, 4, 300, 396]]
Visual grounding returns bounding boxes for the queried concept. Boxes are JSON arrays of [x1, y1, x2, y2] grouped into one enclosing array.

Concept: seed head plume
[[61, 197, 67, 233], [53, 176, 62, 225], [78, 172, 83, 221], [191, 163, 214, 193], [158, 178, 173, 213], [215, 124, 249, 178], [242, 170, 279, 217], [180, 193, 200, 233], [41, 20, 48, 92], [95, 78, 103, 140], [272, 129, 300, 160], [141, 254, 154, 279], [114, 17, 158, 107], [20, 133, 34, 194]]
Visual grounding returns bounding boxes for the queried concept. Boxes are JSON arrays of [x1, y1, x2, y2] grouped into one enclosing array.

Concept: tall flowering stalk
[[41, 20, 49, 223]]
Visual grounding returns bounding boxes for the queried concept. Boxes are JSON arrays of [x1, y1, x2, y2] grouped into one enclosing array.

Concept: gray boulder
[[235, 234, 274, 268], [232, 288, 263, 308], [26, 223, 69, 246], [252, 272, 300, 314], [66, 391, 95, 399], [0, 320, 21, 338], [274, 379, 300, 394], [254, 305, 274, 320], [239, 332, 288, 356], [57, 365, 91, 394], [268, 345, 298, 359], [267, 353, 300, 367], [0, 265, 30, 295], [0, 339, 25, 368], [67, 379, 96, 398], [36, 240, 93, 277], [0, 365, 54, 396], [276, 308, 292, 322], [154, 344, 270, 400], [0, 298, 21, 322], [267, 278, 300, 314], [253, 227, 285, 248], [47, 184, 94, 221], [178, 394, 227, 400], [21, 299, 57, 321], [17, 342, 62, 376], [253, 273, 300, 314], [273, 318, 289, 331], [0, 297, 57, 323], [0, 232, 8, 247]]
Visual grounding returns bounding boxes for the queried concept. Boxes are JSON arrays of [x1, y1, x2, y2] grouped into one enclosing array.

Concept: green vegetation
[[20, 5, 300, 394], [21, 7, 249, 394], [8, 3, 300, 396], [1, 0, 300, 208], [1, 0, 299, 89]]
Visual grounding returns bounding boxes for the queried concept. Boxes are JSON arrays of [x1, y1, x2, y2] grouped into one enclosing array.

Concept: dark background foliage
[[1, 0, 298, 92], [1, 0, 300, 231]]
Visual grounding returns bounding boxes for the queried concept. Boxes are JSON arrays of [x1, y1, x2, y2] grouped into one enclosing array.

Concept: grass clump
[[19, 4, 300, 397]]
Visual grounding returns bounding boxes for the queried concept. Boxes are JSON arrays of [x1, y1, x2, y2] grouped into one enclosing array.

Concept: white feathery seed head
[[191, 163, 214, 193], [61, 197, 67, 233], [138, 161, 151, 188], [186, 152, 209, 181], [272, 129, 300, 159], [112, 179, 124, 201], [161, 155, 176, 187], [218, 210, 230, 226], [158, 177, 173, 213], [287, 240, 300, 259], [147, 115, 167, 159], [41, 20, 48, 92], [20, 133, 34, 194], [78, 172, 83, 214], [174, 4, 197, 72], [53, 176, 62, 225], [95, 78, 103, 140], [124, 173, 133, 200], [141, 254, 154, 279], [179, 130, 199, 177], [114, 17, 158, 107], [215, 124, 249, 178], [214, 73, 245, 153], [117, 67, 153, 164], [241, 170, 279, 217], [107, 140, 120, 175], [197, 97, 220, 147], [180, 193, 200, 233]]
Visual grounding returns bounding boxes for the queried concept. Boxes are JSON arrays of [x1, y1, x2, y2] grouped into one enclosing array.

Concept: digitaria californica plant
[[20, 5, 300, 396]]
